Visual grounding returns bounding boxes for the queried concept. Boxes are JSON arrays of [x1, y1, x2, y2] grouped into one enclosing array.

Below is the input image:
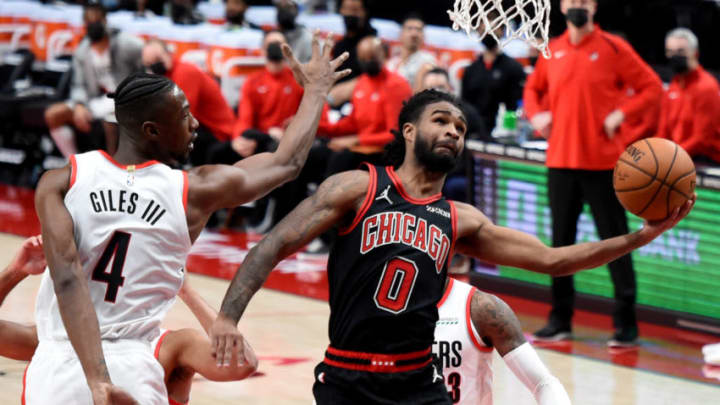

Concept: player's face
[[412, 101, 466, 173], [155, 87, 199, 165]]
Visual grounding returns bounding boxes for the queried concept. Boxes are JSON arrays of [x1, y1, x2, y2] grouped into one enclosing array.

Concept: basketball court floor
[[1, 183, 719, 404]]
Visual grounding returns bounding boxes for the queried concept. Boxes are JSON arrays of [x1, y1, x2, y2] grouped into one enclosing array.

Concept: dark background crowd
[[1, 0, 719, 244]]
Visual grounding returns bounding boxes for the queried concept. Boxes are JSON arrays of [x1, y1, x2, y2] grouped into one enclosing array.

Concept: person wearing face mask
[[141, 39, 236, 166], [318, 36, 412, 177], [460, 10, 525, 135], [523, 0, 662, 347], [274, 0, 313, 63], [44, 3, 143, 158], [331, 0, 377, 83], [224, 0, 260, 30], [657, 28, 720, 165]]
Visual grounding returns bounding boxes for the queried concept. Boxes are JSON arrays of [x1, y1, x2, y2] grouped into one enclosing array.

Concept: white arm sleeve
[[502, 342, 572, 405]]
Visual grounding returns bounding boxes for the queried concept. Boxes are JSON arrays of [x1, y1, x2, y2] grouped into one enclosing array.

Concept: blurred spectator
[[229, 30, 304, 156], [386, 13, 436, 90], [418, 67, 487, 202], [420, 68, 487, 142], [319, 36, 411, 175], [657, 28, 720, 165], [170, 0, 204, 25], [44, 3, 143, 157], [225, 0, 260, 30], [275, 0, 313, 63], [332, 0, 377, 83], [461, 12, 525, 134], [523, 0, 663, 346], [142, 39, 236, 165]]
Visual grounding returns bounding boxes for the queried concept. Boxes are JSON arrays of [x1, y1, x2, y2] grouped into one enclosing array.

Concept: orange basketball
[[613, 138, 696, 221]]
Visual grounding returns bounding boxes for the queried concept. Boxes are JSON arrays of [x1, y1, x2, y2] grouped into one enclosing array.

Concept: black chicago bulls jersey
[[326, 164, 457, 354]]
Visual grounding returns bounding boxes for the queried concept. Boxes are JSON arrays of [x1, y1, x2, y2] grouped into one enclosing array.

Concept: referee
[[523, 0, 662, 346]]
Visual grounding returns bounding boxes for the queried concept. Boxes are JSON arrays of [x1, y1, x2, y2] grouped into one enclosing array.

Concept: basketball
[[613, 138, 696, 221]]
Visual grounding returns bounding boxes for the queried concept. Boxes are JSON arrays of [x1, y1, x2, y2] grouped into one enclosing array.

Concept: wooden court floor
[[1, 233, 719, 404]]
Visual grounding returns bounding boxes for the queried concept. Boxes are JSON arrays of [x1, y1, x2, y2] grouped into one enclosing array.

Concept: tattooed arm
[[209, 170, 369, 367], [469, 290, 571, 404]]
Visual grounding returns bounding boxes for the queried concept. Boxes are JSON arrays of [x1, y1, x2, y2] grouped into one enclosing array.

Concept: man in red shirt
[[142, 39, 236, 165], [523, 0, 662, 346], [657, 28, 720, 165], [319, 35, 412, 175]]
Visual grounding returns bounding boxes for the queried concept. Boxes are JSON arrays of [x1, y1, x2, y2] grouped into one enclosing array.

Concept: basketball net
[[447, 0, 552, 58]]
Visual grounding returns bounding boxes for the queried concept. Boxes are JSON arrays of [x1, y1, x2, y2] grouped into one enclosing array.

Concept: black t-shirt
[[461, 53, 526, 133], [331, 23, 378, 83]]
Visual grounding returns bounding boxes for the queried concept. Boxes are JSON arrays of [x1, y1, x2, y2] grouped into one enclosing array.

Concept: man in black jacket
[[461, 31, 526, 134], [332, 0, 377, 83]]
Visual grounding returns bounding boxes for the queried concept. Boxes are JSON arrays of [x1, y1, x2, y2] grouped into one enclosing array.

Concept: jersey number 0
[[373, 257, 419, 314], [91, 231, 130, 303]]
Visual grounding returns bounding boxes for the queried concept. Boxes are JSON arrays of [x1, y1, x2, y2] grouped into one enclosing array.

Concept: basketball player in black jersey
[[210, 90, 694, 404]]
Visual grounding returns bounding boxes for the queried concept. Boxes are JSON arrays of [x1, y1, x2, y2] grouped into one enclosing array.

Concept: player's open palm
[[210, 314, 244, 368], [283, 31, 351, 94], [10, 235, 46, 275]]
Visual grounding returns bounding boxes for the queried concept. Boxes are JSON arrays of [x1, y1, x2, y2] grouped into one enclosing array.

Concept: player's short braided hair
[[108, 72, 176, 132], [384, 89, 465, 168]]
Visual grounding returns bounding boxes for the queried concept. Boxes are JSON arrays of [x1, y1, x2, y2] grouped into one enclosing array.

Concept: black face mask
[[343, 15, 363, 33], [669, 55, 689, 75], [149, 61, 168, 76], [414, 132, 459, 174], [226, 11, 245, 25], [266, 42, 284, 62], [565, 8, 589, 28], [277, 7, 297, 30], [359, 59, 381, 76], [481, 35, 498, 51], [86, 21, 107, 43]]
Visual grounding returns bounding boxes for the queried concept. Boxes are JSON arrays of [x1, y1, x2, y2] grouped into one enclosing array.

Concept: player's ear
[[402, 122, 416, 145], [141, 121, 160, 140]]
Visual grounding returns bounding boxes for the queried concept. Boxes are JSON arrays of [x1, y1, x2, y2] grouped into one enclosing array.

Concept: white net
[[447, 0, 552, 58]]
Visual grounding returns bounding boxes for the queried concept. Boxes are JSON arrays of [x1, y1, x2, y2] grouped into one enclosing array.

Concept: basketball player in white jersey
[[0, 236, 257, 405], [30, 33, 350, 405], [434, 277, 570, 404]]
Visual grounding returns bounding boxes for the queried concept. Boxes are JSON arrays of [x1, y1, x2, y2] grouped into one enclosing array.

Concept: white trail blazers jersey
[[434, 278, 494, 404], [35, 151, 192, 342]]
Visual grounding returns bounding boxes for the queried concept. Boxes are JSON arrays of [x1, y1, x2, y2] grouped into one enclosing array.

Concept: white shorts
[[24, 338, 168, 405]]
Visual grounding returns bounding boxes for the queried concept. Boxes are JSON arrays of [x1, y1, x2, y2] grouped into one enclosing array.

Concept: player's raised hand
[[90, 382, 139, 405], [9, 235, 46, 275], [283, 31, 351, 93], [209, 313, 245, 368]]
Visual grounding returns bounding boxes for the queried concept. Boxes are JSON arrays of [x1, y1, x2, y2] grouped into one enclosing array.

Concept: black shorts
[[312, 358, 452, 405]]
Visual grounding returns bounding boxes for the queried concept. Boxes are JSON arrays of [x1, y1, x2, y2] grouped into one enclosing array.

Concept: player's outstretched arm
[[469, 290, 570, 404], [35, 167, 137, 405], [184, 34, 350, 226], [209, 170, 368, 367], [0, 235, 45, 361], [454, 197, 695, 277], [178, 279, 218, 334]]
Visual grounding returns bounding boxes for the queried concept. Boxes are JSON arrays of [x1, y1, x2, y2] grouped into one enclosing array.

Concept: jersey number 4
[[373, 257, 418, 314], [91, 231, 130, 303]]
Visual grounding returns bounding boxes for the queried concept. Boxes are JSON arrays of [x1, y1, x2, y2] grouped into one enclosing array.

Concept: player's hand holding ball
[[613, 137, 697, 237]]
